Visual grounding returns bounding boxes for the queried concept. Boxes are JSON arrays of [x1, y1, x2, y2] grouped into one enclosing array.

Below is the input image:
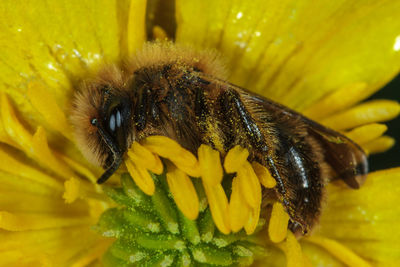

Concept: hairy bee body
[[71, 43, 368, 234]]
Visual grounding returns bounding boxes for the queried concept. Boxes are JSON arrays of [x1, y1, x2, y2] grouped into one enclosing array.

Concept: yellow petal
[[176, 1, 400, 111], [318, 168, 400, 264], [166, 167, 199, 220], [321, 100, 400, 131], [281, 231, 304, 267], [126, 0, 146, 56], [0, 93, 32, 151], [362, 135, 395, 155], [345, 123, 387, 145], [0, 212, 93, 231], [32, 127, 76, 180], [125, 159, 155, 196], [305, 236, 371, 267], [128, 142, 163, 175], [269, 202, 290, 243], [198, 144, 223, 185], [143, 136, 200, 177], [229, 177, 250, 232], [223, 145, 249, 173], [203, 183, 231, 234], [27, 81, 73, 141], [70, 240, 111, 267], [252, 161, 277, 188], [0, 149, 63, 191], [56, 152, 98, 184], [303, 82, 368, 120]]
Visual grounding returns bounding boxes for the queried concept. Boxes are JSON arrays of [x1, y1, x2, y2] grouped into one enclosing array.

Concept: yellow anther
[[236, 162, 262, 209], [203, 183, 231, 234], [125, 159, 155, 196], [167, 166, 199, 220], [128, 142, 163, 175], [143, 136, 200, 177], [224, 145, 249, 173], [198, 144, 223, 185], [269, 202, 290, 243], [252, 161, 277, 188], [229, 177, 250, 232]]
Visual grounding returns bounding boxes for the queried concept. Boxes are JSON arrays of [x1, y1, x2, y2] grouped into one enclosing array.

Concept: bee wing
[[206, 78, 368, 233], [245, 92, 368, 189]]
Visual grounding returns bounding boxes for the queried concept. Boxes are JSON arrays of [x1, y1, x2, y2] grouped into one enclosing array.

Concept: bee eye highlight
[[109, 114, 116, 132], [116, 110, 122, 128]]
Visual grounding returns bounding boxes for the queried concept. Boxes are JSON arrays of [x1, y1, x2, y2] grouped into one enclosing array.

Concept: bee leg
[[219, 89, 291, 204], [219, 89, 317, 234]]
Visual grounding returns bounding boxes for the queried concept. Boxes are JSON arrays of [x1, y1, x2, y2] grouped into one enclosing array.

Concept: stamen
[[305, 236, 371, 267], [229, 177, 250, 232], [143, 136, 200, 177], [244, 202, 261, 235], [236, 162, 261, 209], [198, 144, 223, 185], [166, 165, 199, 220], [224, 145, 249, 173], [128, 142, 163, 175], [203, 183, 231, 234], [125, 159, 155, 196], [269, 202, 290, 243], [63, 178, 82, 203], [252, 161, 276, 188]]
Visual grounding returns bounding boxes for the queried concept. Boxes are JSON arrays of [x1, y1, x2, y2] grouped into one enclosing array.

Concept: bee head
[[71, 66, 133, 183]]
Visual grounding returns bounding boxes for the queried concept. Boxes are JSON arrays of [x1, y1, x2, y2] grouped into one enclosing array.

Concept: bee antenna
[[91, 118, 123, 184]]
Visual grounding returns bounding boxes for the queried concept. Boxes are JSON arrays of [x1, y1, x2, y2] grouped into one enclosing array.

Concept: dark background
[[368, 74, 400, 171]]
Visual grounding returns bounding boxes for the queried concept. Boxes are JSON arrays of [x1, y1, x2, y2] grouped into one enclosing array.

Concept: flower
[[0, 0, 400, 266]]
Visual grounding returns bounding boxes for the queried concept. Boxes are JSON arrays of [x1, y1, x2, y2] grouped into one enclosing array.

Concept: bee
[[71, 42, 368, 234]]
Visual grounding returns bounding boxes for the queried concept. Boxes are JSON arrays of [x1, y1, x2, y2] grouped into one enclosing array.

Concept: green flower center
[[96, 173, 268, 266]]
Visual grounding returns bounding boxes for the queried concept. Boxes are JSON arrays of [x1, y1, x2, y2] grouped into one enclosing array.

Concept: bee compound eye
[[116, 110, 122, 128], [109, 114, 116, 132]]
